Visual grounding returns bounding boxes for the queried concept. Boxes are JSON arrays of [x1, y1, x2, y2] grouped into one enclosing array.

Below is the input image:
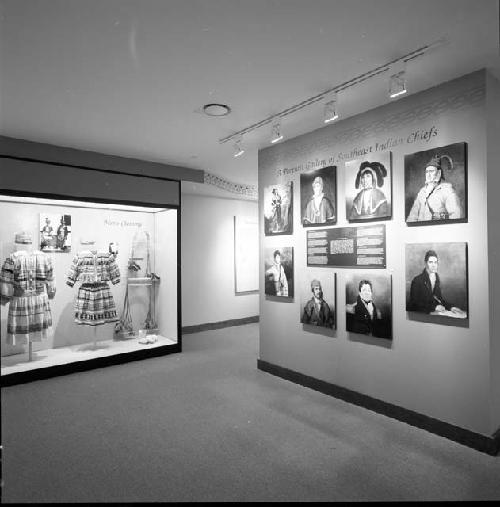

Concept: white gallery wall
[[486, 72, 500, 430], [258, 70, 500, 437], [181, 193, 259, 327]]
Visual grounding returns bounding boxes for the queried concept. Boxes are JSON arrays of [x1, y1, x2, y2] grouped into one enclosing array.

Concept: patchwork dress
[[66, 250, 120, 326], [0, 250, 56, 345]]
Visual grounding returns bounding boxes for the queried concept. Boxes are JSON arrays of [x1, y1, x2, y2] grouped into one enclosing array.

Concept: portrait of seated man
[[407, 248, 467, 318]]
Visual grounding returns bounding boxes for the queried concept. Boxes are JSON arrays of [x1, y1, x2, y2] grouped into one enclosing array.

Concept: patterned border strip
[[204, 171, 258, 200], [330, 85, 485, 146]]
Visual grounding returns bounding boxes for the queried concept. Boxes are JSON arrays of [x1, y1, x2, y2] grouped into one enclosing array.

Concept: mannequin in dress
[[0, 231, 56, 360]]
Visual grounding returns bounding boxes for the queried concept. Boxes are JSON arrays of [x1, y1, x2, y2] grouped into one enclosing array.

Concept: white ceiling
[[1, 0, 499, 198]]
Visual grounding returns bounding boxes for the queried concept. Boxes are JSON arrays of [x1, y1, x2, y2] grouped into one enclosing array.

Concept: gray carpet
[[2, 323, 499, 502]]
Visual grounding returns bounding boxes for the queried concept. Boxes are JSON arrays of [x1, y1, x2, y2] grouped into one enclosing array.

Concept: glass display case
[[0, 194, 179, 384]]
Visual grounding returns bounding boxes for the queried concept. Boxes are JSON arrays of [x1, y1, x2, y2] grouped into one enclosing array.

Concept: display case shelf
[[127, 277, 161, 286]]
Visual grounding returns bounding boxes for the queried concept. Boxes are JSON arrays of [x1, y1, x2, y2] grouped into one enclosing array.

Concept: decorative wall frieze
[[204, 171, 258, 200]]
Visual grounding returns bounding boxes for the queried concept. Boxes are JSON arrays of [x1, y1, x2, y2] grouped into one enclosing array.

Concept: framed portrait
[[345, 152, 392, 222], [404, 142, 467, 225], [300, 270, 336, 329], [345, 271, 392, 339], [264, 246, 294, 298], [263, 182, 293, 235], [405, 242, 468, 324], [39, 213, 72, 252], [300, 165, 337, 227]]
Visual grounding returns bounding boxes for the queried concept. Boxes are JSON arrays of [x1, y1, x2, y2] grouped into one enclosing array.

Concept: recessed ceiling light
[[203, 103, 231, 117]]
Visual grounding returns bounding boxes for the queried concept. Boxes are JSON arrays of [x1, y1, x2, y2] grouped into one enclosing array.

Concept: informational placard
[[234, 216, 259, 293], [307, 224, 386, 268]]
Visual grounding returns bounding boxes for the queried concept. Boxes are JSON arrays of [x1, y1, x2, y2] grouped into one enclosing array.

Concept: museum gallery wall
[[181, 193, 259, 327], [258, 70, 500, 438]]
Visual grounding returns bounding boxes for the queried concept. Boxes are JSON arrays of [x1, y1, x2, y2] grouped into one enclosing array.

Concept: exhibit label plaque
[[307, 224, 386, 268]]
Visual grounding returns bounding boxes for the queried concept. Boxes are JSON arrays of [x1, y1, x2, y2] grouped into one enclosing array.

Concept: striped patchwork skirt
[[74, 282, 118, 326], [6, 292, 53, 346]]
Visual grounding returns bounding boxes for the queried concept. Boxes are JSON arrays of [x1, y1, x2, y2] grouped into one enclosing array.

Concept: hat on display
[[354, 161, 387, 189], [15, 231, 33, 244]]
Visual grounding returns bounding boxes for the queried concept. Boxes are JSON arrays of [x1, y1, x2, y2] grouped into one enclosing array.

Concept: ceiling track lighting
[[389, 69, 407, 99], [218, 38, 446, 146], [324, 94, 339, 123], [233, 137, 245, 157], [270, 122, 283, 144]]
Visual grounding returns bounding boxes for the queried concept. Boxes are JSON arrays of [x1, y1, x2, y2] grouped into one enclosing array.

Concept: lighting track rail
[[219, 38, 446, 145]]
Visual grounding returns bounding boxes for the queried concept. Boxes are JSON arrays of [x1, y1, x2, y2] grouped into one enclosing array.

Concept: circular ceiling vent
[[203, 103, 231, 117]]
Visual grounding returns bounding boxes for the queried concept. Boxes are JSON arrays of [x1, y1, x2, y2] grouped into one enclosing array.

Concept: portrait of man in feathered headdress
[[405, 142, 467, 224]]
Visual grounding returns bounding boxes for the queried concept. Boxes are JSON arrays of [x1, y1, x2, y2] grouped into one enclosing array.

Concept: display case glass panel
[[0, 194, 179, 379]]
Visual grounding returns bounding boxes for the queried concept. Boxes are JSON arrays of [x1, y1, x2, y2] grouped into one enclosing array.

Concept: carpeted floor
[[1, 322, 500, 502]]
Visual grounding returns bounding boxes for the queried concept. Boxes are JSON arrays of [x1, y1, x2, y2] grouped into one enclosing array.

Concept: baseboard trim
[[182, 315, 259, 335], [257, 359, 500, 456], [2, 344, 181, 387]]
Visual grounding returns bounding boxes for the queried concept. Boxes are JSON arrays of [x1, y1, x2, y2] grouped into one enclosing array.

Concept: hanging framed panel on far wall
[[264, 246, 294, 298], [300, 271, 336, 330], [405, 242, 468, 326], [345, 272, 392, 340], [263, 182, 293, 236], [234, 216, 259, 294], [307, 224, 386, 268], [345, 152, 392, 222], [300, 165, 337, 227], [405, 142, 467, 225]]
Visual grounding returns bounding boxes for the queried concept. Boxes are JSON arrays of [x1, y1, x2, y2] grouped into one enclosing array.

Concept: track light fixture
[[218, 38, 445, 147], [389, 70, 407, 98], [270, 122, 283, 144], [233, 137, 245, 158], [388, 59, 407, 98], [324, 95, 339, 123]]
